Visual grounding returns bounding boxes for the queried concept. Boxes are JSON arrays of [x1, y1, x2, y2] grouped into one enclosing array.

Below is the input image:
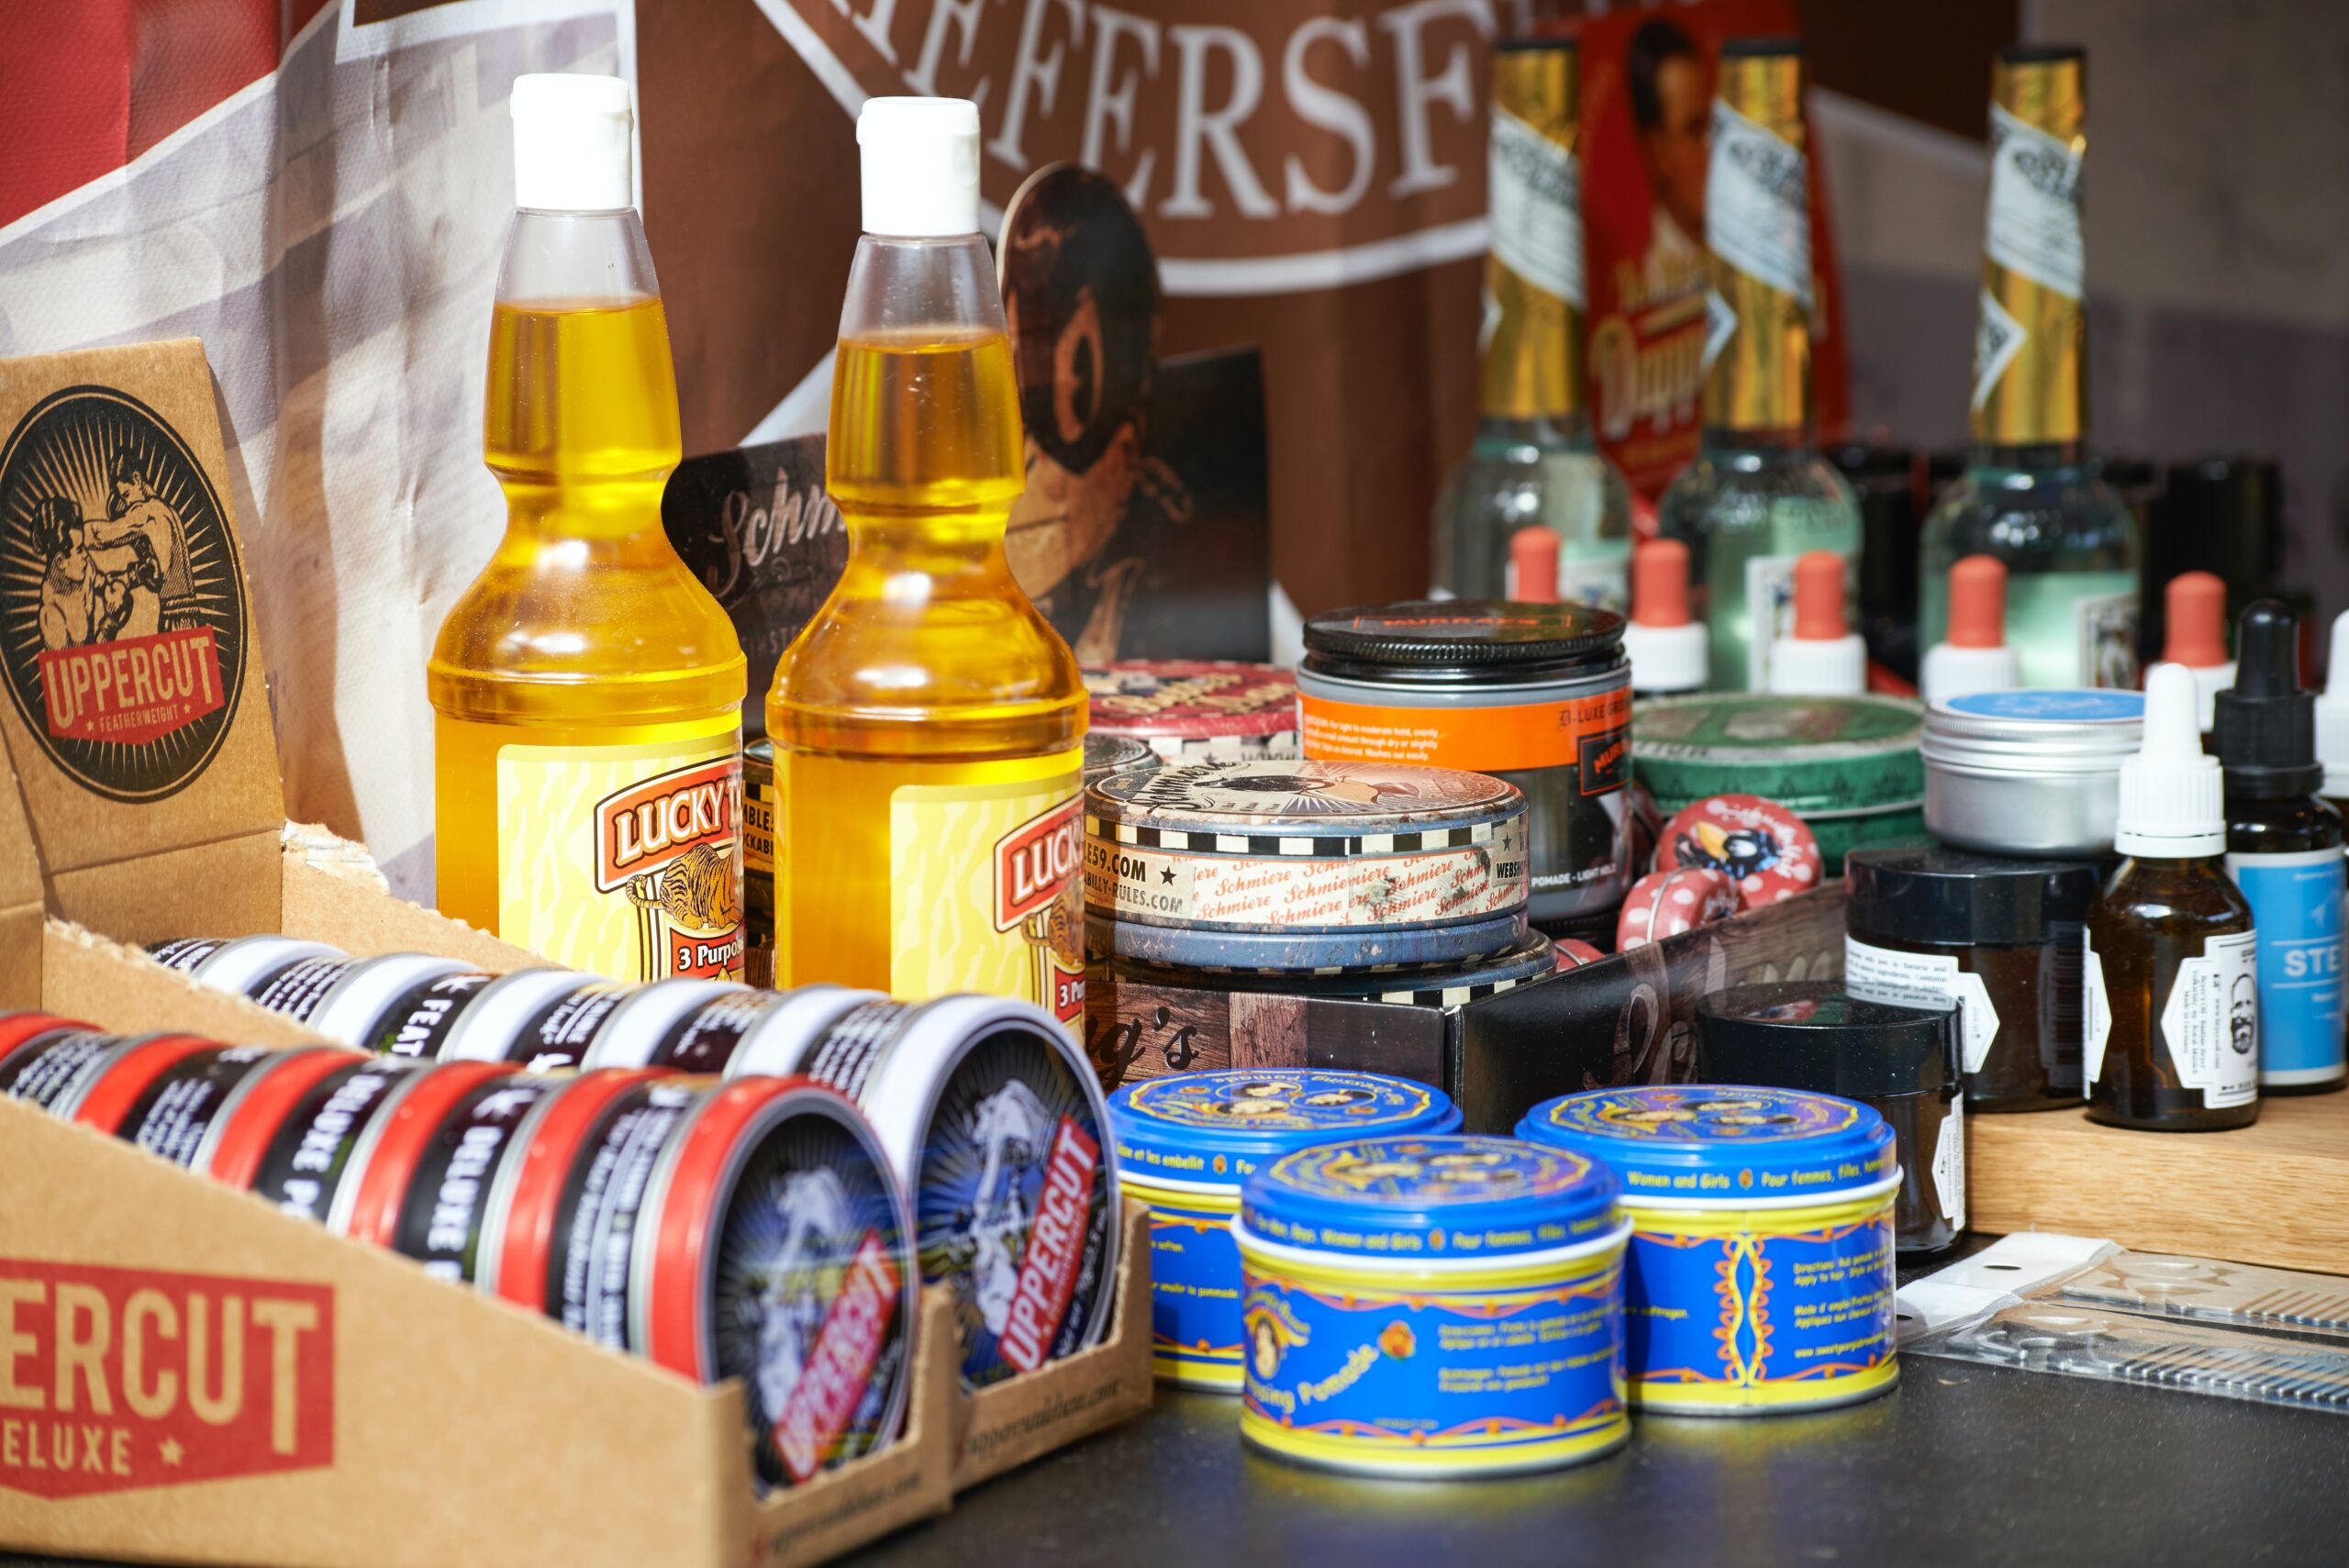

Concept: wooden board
[[1969, 1095, 2349, 1273]]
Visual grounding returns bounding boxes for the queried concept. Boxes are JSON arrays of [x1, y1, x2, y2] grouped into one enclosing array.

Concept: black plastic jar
[[1296, 600, 1633, 926], [1695, 981, 1965, 1255], [1842, 845, 2102, 1112]]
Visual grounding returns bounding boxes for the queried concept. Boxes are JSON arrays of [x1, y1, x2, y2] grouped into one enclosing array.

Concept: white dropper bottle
[[1920, 555, 2021, 706], [2113, 662, 2227, 860], [1767, 550, 1865, 696]]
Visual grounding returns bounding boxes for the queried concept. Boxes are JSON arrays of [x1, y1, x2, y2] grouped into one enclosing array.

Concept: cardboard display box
[[0, 1083, 1151, 1568], [1085, 888, 1852, 1133]]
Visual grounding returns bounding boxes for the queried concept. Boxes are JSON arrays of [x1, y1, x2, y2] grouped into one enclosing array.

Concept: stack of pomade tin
[[1082, 758, 1558, 1005], [1108, 1067, 1902, 1478], [111, 940, 1129, 1473]]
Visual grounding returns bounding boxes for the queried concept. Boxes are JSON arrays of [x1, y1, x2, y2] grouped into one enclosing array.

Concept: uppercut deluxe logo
[[0, 1259, 333, 1498], [0, 385, 249, 803]]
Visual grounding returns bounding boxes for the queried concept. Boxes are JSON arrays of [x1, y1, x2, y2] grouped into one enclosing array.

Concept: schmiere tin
[[1518, 1085, 1899, 1414], [1107, 1070, 1461, 1390], [1235, 1134, 1631, 1477]]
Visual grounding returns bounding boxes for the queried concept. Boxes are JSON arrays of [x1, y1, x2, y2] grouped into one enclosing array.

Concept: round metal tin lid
[[1240, 1133, 1620, 1259], [1632, 695, 1924, 814], [1085, 662, 1297, 740], [1925, 688, 2144, 754], [1109, 1070, 1460, 1180], [1301, 600, 1624, 672], [1088, 758, 1522, 839], [1516, 1086, 1896, 1199]]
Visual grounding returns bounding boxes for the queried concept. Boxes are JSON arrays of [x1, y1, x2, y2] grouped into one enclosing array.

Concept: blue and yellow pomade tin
[[1516, 1085, 1899, 1415], [1232, 1134, 1630, 1476], [1108, 1071, 1460, 1389]]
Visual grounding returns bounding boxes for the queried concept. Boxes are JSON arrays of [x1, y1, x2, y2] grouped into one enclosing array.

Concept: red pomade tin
[[1085, 661, 1300, 762], [1653, 795, 1824, 908]]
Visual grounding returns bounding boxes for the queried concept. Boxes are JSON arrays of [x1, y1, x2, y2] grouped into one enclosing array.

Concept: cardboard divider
[[951, 1200, 1154, 1492]]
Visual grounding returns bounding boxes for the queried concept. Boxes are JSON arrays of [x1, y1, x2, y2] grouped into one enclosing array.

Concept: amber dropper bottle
[[2086, 662, 2260, 1130]]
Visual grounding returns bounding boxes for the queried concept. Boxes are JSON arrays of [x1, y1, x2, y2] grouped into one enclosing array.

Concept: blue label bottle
[[2213, 600, 2347, 1093]]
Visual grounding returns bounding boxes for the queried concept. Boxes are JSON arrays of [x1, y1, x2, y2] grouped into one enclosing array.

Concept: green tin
[[1631, 695, 1925, 873]]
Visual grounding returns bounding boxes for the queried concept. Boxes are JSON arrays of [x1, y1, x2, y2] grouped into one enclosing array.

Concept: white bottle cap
[[511, 73, 634, 212], [1621, 621, 1707, 695], [1920, 641, 2021, 706], [1768, 632, 1866, 696], [2185, 660, 2235, 737], [2114, 662, 2226, 859], [858, 97, 981, 238], [2318, 609, 2349, 797]]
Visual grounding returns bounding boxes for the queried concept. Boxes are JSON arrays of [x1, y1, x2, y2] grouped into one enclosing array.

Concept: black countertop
[[841, 1360, 2346, 1568], [834, 1238, 2349, 1568], [7, 1251, 2344, 1568]]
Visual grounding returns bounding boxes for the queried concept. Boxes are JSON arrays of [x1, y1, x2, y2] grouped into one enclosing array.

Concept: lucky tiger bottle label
[[497, 727, 745, 982], [889, 751, 1084, 1027]]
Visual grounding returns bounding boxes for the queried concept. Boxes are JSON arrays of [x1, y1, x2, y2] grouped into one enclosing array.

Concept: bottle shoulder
[[430, 540, 745, 689], [2093, 859, 2255, 935], [2224, 795, 2346, 852], [1655, 447, 1860, 534], [1923, 465, 2140, 561]]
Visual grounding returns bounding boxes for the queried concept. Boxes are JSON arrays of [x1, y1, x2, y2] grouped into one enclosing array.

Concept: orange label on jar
[[1300, 688, 1631, 787]]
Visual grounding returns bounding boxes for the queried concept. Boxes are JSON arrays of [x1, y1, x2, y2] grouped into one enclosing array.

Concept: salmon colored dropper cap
[[1509, 527, 1559, 603], [2163, 572, 2229, 668], [1792, 550, 1845, 640], [1947, 555, 2008, 649], [1632, 539, 1692, 628]]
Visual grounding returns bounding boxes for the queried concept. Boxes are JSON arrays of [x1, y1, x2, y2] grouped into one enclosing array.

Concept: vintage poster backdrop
[[0, 1, 1841, 902]]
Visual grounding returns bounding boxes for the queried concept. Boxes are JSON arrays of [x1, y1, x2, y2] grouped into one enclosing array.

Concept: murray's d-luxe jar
[[477, 1070, 919, 1488], [1234, 1134, 1629, 1477], [1297, 601, 1632, 926], [1086, 661, 1300, 762], [1921, 688, 2144, 856], [1694, 984, 1965, 1255], [1631, 694, 1924, 872], [729, 993, 1121, 1387], [1843, 844, 2102, 1111], [1517, 1085, 1898, 1413], [1108, 1071, 1461, 1390], [1085, 759, 1530, 973]]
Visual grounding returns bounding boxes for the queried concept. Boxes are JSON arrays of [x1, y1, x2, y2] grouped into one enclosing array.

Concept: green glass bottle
[[1432, 38, 1633, 608], [1920, 46, 2140, 689], [1655, 39, 1861, 693]]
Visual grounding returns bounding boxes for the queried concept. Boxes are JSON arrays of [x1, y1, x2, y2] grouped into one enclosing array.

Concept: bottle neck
[[1971, 439, 2089, 473], [1971, 61, 2087, 447], [486, 208, 682, 545], [1704, 422, 1809, 456]]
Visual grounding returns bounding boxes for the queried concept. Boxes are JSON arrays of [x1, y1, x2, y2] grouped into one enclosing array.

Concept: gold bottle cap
[[1972, 46, 2087, 446], [1702, 40, 1809, 433], [1482, 39, 1585, 421]]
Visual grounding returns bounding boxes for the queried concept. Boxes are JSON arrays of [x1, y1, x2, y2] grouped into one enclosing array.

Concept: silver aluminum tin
[[1920, 693, 2142, 857]]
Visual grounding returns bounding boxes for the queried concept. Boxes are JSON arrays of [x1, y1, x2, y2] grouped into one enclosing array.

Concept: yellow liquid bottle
[[770, 98, 1085, 1018], [429, 76, 746, 981]]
